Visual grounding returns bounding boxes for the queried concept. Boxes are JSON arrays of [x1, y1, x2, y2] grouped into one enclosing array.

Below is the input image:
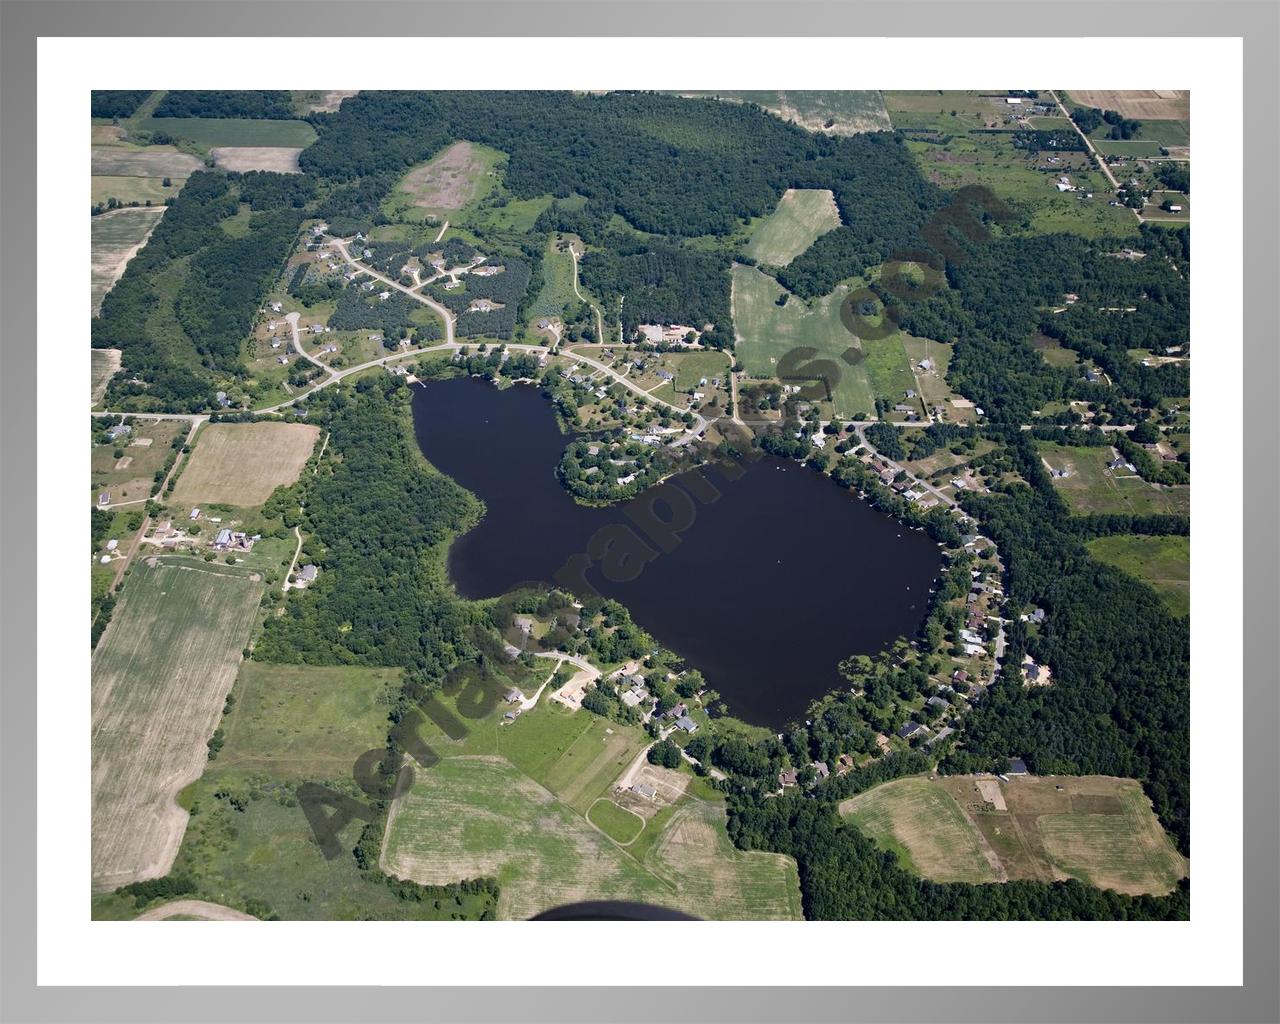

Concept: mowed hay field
[[382, 755, 802, 920], [91, 208, 166, 315], [732, 263, 875, 417], [1086, 533, 1190, 617], [1065, 90, 1189, 120], [90, 146, 204, 179], [171, 422, 320, 506], [841, 777, 999, 883], [1039, 442, 1191, 516], [91, 557, 264, 891], [211, 147, 303, 173], [745, 189, 841, 267], [843, 774, 1187, 896]]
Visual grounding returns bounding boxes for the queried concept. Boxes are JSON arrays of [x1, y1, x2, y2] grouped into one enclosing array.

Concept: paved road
[[855, 424, 956, 508], [284, 311, 338, 377], [329, 238, 456, 344], [1049, 90, 1123, 192]]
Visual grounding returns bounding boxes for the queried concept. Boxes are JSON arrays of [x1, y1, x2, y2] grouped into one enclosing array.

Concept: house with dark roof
[[1006, 757, 1029, 776]]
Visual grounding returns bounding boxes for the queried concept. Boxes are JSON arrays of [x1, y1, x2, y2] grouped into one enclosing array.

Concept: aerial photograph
[[88, 88, 1191, 923]]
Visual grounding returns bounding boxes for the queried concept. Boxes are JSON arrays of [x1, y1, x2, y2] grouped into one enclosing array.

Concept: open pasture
[[141, 659, 496, 921], [170, 422, 320, 507], [211, 147, 303, 173], [731, 264, 875, 417], [382, 755, 802, 920], [215, 663, 402, 780], [843, 774, 1187, 896], [745, 188, 841, 267], [1086, 533, 1190, 617], [91, 556, 264, 891]]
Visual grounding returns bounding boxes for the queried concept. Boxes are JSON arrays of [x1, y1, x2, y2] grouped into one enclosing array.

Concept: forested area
[[175, 209, 304, 370], [92, 172, 303, 407], [91, 90, 152, 119], [153, 90, 296, 119], [253, 380, 483, 697], [238, 170, 316, 210], [328, 287, 436, 339], [427, 259, 533, 339], [579, 235, 730, 335], [890, 225, 1191, 422]]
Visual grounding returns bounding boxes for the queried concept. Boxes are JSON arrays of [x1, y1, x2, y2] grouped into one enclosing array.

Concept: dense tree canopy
[[153, 90, 296, 119]]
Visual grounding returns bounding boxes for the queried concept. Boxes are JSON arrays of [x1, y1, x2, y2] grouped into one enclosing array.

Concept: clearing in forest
[[745, 188, 841, 267], [387, 141, 502, 219], [210, 147, 303, 173]]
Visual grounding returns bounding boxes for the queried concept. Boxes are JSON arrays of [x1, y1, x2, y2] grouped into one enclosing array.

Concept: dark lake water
[[411, 377, 941, 728]]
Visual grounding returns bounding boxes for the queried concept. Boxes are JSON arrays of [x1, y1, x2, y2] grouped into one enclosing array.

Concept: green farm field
[[214, 663, 403, 780], [1039, 442, 1190, 515], [126, 116, 318, 152], [844, 774, 1187, 896], [1086, 534, 1190, 617], [91, 556, 264, 892], [744, 188, 841, 267], [91, 175, 181, 208], [588, 798, 646, 844], [379, 677, 800, 920], [91, 145, 204, 179], [732, 264, 873, 417]]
